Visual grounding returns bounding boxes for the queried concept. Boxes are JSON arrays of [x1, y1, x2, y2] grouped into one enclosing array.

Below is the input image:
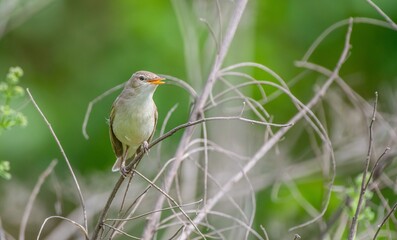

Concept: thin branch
[[157, 103, 179, 159], [109, 186, 152, 238], [140, 115, 292, 162], [37, 216, 88, 240], [260, 225, 269, 240], [82, 83, 124, 139], [26, 89, 88, 233], [348, 91, 378, 240], [365, 146, 390, 189], [366, 0, 397, 30], [19, 160, 57, 240], [106, 200, 202, 222], [373, 202, 397, 239], [302, 17, 395, 62], [91, 175, 125, 240], [160, 209, 265, 240], [132, 170, 206, 239], [160, 74, 198, 99], [101, 223, 140, 240], [199, 17, 220, 53]]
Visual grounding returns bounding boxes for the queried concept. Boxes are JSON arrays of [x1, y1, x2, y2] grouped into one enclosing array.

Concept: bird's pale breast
[[112, 96, 156, 155]]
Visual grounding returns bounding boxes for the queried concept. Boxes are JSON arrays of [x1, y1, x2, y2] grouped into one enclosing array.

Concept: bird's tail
[[112, 157, 122, 172]]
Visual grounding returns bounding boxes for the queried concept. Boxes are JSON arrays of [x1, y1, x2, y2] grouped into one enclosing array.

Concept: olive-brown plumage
[[109, 71, 164, 172]]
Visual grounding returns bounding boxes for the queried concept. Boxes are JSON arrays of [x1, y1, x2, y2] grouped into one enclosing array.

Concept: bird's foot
[[120, 163, 132, 178], [142, 141, 149, 154]]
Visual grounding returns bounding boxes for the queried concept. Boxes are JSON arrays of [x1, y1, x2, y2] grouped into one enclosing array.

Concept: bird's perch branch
[[90, 113, 289, 239]]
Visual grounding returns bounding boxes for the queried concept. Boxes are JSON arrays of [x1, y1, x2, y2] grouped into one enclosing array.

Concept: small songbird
[[109, 71, 165, 173]]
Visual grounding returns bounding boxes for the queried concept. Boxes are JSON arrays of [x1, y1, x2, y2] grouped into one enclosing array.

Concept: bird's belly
[[112, 101, 155, 149]]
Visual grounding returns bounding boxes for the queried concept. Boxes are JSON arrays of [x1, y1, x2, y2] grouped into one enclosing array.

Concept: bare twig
[[160, 74, 198, 99], [91, 175, 124, 239], [160, 210, 265, 240], [133, 170, 206, 239], [19, 160, 57, 240], [26, 89, 88, 233], [157, 103, 179, 159], [366, 0, 397, 30], [365, 146, 390, 189], [82, 83, 124, 139], [373, 202, 397, 239], [302, 17, 395, 62], [260, 225, 269, 240], [101, 223, 140, 240], [348, 92, 378, 240], [141, 115, 292, 162], [37, 216, 88, 240], [109, 186, 152, 238], [106, 200, 202, 222]]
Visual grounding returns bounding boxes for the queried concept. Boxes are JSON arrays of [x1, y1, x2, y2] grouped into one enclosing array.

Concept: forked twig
[[133, 170, 206, 239], [348, 92, 378, 240], [101, 223, 140, 240], [26, 89, 88, 234]]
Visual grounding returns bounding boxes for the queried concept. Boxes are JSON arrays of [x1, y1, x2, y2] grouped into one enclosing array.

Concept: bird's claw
[[142, 141, 149, 154], [120, 166, 131, 178]]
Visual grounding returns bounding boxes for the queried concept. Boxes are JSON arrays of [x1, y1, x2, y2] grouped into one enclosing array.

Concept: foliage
[[0, 66, 27, 179], [0, 66, 27, 132], [346, 173, 375, 222]]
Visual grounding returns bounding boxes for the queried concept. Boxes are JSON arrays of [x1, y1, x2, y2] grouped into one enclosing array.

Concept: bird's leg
[[141, 141, 149, 154], [120, 146, 131, 177]]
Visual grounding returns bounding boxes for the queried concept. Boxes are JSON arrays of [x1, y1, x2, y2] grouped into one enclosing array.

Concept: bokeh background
[[1, 0, 397, 239]]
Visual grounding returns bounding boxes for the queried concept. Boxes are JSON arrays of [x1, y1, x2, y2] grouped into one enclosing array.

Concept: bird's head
[[129, 71, 165, 88], [122, 71, 165, 98]]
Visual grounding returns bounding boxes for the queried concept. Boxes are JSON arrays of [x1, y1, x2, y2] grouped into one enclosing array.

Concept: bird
[[109, 71, 165, 174]]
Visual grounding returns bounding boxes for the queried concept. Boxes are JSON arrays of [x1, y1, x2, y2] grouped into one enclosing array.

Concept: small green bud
[[6, 67, 24, 85], [6, 74, 18, 84], [10, 67, 23, 77], [12, 86, 24, 98]]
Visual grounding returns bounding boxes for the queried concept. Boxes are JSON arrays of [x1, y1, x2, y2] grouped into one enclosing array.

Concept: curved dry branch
[[82, 83, 124, 139], [180, 18, 354, 238], [37, 216, 88, 240], [27, 89, 88, 234]]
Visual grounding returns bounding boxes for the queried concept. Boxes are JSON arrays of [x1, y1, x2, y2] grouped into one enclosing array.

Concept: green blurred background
[[1, 0, 397, 238]]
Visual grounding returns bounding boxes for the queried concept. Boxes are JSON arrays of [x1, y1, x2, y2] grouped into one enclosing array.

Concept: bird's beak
[[147, 77, 165, 85]]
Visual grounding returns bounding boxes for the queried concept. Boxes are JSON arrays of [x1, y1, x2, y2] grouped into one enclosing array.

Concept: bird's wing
[[109, 102, 123, 158]]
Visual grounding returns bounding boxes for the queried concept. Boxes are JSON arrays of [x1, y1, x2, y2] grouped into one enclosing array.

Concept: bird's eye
[[138, 75, 145, 81]]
